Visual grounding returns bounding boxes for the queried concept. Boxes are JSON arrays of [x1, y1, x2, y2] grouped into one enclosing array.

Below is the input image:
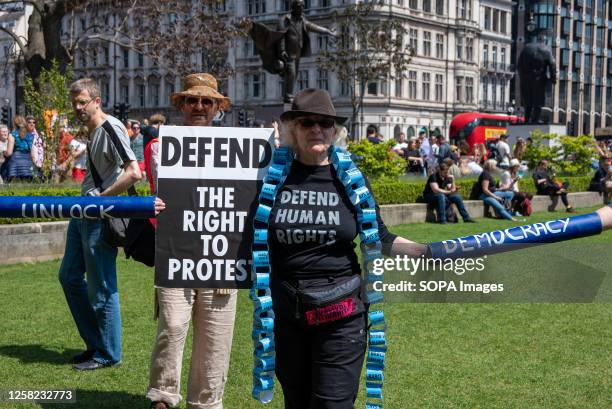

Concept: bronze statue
[[249, 0, 337, 103], [517, 39, 557, 124]]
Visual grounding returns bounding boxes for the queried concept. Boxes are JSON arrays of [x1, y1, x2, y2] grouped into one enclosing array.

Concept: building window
[[395, 77, 403, 98], [483, 44, 488, 64], [493, 9, 499, 32], [492, 46, 497, 68], [120, 84, 129, 104], [457, 0, 470, 19], [165, 78, 175, 104], [367, 82, 378, 96], [247, 0, 266, 15], [317, 69, 328, 90], [318, 35, 329, 52], [465, 77, 474, 103], [123, 48, 129, 68], [138, 83, 145, 107], [320, 0, 330, 7], [79, 51, 87, 68], [423, 0, 431, 13], [422, 72, 431, 100], [435, 0, 444, 15], [491, 78, 497, 104], [253, 73, 263, 97], [484, 7, 491, 30], [298, 70, 309, 90], [466, 37, 474, 61], [341, 80, 350, 97], [482, 77, 488, 102], [423, 31, 432, 57], [500, 79, 506, 107], [500, 11, 507, 34], [435, 74, 444, 102], [101, 80, 109, 106], [456, 76, 463, 102], [436, 34, 444, 59], [409, 0, 417, 9], [91, 47, 98, 66], [103, 46, 109, 65], [408, 70, 417, 99], [456, 37, 463, 61], [149, 82, 159, 106], [409, 29, 418, 54], [138, 53, 144, 67], [500, 48, 506, 67]]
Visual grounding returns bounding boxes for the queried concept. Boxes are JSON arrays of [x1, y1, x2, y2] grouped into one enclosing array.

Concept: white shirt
[[500, 170, 519, 192], [497, 140, 511, 166], [69, 139, 87, 169]]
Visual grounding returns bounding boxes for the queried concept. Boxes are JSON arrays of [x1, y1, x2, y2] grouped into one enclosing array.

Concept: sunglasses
[[296, 117, 336, 129], [185, 97, 214, 107]]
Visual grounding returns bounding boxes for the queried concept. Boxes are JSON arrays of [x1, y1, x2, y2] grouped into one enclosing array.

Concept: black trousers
[[543, 186, 570, 207], [274, 312, 367, 409]]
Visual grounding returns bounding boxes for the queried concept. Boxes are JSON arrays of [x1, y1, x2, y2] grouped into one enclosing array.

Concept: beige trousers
[[147, 288, 238, 409]]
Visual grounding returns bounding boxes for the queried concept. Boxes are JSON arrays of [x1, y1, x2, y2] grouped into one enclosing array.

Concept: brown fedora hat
[[171, 73, 231, 111], [280, 88, 347, 124]]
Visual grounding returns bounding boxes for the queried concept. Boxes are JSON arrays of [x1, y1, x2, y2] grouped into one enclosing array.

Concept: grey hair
[[280, 119, 345, 149], [0, 124, 8, 132], [69, 77, 101, 99]]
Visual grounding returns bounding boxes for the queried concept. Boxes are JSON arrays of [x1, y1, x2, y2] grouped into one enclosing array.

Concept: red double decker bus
[[449, 112, 521, 151]]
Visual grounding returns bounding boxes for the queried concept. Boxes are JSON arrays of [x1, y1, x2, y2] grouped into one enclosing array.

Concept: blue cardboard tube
[[0, 196, 156, 219], [428, 212, 603, 259]]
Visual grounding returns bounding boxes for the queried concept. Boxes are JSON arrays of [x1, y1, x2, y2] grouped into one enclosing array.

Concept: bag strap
[[87, 121, 137, 196]]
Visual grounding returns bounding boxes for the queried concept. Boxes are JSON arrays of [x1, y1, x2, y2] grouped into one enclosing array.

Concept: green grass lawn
[[0, 207, 611, 408]]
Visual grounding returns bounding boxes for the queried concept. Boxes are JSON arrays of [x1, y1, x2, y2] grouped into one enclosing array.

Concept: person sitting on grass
[[475, 159, 518, 221], [423, 162, 475, 224], [532, 159, 575, 212]]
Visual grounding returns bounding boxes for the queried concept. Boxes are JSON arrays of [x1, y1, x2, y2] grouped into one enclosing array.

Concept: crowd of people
[[380, 127, 612, 222], [0, 112, 169, 185]]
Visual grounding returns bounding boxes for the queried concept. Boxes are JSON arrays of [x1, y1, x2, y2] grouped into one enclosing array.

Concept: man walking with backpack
[[59, 78, 141, 371]]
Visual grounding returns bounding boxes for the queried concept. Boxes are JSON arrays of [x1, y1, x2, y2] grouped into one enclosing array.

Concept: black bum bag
[[271, 275, 365, 326]]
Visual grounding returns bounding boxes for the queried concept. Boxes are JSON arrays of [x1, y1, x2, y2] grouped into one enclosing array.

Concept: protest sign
[[155, 126, 273, 288]]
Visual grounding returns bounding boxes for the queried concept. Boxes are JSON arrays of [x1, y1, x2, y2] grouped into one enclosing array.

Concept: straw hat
[[171, 73, 231, 111]]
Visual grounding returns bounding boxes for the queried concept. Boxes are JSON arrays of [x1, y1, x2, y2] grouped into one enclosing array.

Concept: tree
[[119, 0, 249, 80], [523, 130, 596, 176], [23, 59, 76, 181], [0, 0, 114, 88], [347, 139, 405, 179], [317, 3, 412, 138]]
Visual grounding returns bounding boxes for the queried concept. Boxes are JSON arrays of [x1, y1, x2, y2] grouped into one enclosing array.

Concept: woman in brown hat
[[147, 73, 236, 409], [261, 88, 426, 409]]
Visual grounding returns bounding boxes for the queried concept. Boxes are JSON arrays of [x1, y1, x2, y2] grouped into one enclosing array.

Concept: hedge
[[0, 175, 594, 224], [370, 175, 593, 205]]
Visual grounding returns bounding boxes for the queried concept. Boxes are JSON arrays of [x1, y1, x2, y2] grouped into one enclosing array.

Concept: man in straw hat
[[147, 73, 236, 409]]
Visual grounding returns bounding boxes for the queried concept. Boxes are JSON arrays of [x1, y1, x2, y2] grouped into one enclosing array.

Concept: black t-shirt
[[269, 161, 397, 281], [406, 149, 421, 172], [533, 169, 551, 193], [423, 172, 451, 196], [475, 170, 497, 197]]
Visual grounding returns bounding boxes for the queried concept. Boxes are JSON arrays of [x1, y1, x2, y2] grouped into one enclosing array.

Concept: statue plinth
[[506, 123, 567, 148]]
